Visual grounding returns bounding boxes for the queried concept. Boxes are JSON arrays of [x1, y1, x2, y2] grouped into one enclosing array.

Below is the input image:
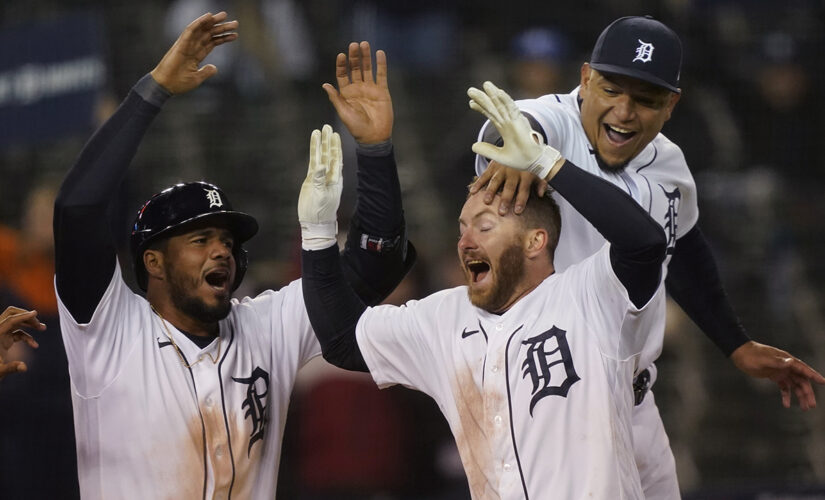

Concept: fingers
[[779, 380, 791, 409], [307, 128, 321, 180], [375, 49, 388, 88], [513, 172, 535, 214], [789, 357, 825, 384], [319, 124, 332, 184], [0, 309, 45, 334], [467, 87, 502, 127], [0, 306, 27, 321], [348, 42, 363, 83], [10, 330, 39, 349], [0, 360, 27, 379], [329, 131, 343, 185], [484, 170, 507, 205], [497, 174, 520, 215], [334, 52, 349, 89], [360, 42, 374, 83], [470, 165, 497, 194], [536, 179, 549, 198]]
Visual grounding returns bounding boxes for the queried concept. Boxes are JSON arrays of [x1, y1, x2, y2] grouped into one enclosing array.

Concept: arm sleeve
[[54, 74, 169, 323], [302, 245, 369, 371], [549, 162, 667, 308], [305, 142, 415, 370], [340, 140, 416, 306], [666, 225, 750, 356]]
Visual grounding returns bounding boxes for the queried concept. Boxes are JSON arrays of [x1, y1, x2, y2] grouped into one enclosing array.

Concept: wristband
[[527, 145, 563, 180], [300, 221, 338, 251]]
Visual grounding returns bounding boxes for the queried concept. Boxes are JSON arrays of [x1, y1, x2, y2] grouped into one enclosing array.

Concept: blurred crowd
[[1, 0, 824, 498]]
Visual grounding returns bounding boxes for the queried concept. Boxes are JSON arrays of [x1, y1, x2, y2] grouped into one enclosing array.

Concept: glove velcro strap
[[301, 221, 338, 251], [527, 145, 563, 180]]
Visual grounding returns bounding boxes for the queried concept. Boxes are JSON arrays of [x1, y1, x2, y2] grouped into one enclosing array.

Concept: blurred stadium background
[[1, 1, 824, 499]]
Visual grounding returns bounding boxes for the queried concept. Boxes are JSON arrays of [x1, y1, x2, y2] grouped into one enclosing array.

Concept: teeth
[[608, 124, 633, 134]]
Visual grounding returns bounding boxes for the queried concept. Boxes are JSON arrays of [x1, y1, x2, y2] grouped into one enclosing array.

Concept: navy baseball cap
[[589, 16, 682, 93]]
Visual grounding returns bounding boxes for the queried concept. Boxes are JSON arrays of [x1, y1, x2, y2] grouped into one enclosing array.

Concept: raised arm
[[298, 125, 368, 371], [468, 81, 666, 307], [54, 12, 238, 323], [323, 41, 414, 305]]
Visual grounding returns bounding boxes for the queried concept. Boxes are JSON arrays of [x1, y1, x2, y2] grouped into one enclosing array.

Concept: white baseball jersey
[[475, 88, 699, 373], [357, 245, 648, 500], [56, 263, 321, 500]]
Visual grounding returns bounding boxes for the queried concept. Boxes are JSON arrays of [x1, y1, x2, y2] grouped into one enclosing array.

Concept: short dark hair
[[469, 179, 562, 257], [518, 190, 561, 257]]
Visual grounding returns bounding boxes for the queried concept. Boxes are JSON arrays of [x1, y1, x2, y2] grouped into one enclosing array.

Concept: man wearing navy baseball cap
[[472, 14, 825, 500], [589, 15, 682, 94]]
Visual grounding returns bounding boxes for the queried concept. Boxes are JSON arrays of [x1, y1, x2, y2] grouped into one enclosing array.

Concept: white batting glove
[[298, 124, 343, 251], [467, 81, 564, 180]]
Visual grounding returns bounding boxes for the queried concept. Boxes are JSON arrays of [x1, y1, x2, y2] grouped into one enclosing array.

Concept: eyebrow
[[458, 207, 499, 225]]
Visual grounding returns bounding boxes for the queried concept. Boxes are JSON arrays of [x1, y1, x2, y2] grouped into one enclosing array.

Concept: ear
[[143, 249, 166, 283], [524, 228, 549, 259], [579, 63, 592, 90], [663, 91, 682, 121]]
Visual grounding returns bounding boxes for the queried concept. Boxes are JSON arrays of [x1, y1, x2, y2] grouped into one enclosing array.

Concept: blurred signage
[[0, 11, 107, 148]]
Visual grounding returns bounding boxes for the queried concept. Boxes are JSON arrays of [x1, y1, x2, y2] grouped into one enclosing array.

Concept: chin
[[594, 151, 630, 173]]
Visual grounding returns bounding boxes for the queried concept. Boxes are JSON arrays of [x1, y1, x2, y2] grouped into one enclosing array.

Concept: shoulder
[[637, 134, 695, 186]]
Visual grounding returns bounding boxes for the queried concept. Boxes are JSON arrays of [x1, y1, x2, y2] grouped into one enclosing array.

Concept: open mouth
[[465, 259, 491, 284], [205, 269, 230, 291], [603, 123, 636, 145]]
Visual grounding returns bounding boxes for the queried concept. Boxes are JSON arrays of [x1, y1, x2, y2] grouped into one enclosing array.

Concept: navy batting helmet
[[130, 181, 259, 291]]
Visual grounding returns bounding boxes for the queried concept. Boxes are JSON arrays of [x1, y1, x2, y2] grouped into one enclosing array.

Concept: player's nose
[[457, 230, 476, 252], [612, 94, 636, 121]]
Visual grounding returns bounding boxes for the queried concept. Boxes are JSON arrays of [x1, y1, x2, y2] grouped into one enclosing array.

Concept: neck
[[493, 263, 555, 314], [147, 294, 219, 337]]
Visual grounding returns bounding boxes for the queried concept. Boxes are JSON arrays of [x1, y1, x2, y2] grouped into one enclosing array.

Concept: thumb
[[472, 142, 500, 161], [195, 64, 218, 84], [322, 83, 345, 111]]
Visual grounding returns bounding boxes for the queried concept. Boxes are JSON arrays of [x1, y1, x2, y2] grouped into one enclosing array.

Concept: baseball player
[[300, 80, 669, 499], [0, 307, 45, 380], [471, 16, 825, 499], [53, 13, 412, 499]]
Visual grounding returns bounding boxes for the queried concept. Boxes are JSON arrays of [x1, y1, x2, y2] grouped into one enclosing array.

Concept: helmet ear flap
[[232, 246, 248, 291]]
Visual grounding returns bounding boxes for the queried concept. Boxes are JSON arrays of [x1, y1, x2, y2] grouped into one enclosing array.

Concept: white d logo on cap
[[633, 39, 655, 63], [204, 189, 223, 208]]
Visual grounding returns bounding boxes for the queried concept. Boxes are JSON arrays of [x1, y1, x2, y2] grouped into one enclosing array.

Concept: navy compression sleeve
[[549, 162, 667, 308], [340, 141, 416, 306], [54, 74, 169, 323], [666, 225, 750, 356], [303, 245, 369, 372]]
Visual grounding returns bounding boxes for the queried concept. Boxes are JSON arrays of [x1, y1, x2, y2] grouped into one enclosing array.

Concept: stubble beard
[[594, 149, 629, 174], [167, 265, 232, 325], [467, 243, 526, 313]]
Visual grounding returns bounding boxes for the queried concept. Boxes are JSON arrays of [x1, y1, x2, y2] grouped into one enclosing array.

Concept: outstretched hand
[[731, 340, 825, 410], [0, 306, 45, 380], [322, 41, 393, 144], [468, 81, 564, 181], [150, 11, 238, 95]]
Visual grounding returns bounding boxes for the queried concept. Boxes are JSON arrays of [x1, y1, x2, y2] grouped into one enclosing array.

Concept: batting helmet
[[130, 181, 259, 291]]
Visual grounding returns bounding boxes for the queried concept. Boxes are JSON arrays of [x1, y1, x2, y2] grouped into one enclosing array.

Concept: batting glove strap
[[527, 145, 563, 181], [301, 221, 338, 251]]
